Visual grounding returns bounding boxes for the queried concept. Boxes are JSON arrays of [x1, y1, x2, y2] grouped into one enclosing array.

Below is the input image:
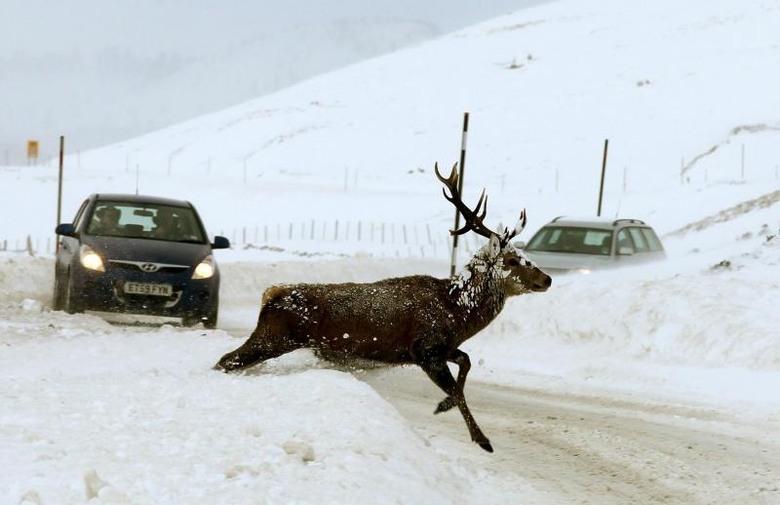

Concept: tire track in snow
[[362, 367, 780, 505]]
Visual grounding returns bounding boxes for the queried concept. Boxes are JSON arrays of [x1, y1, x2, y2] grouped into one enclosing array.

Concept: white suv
[[520, 217, 665, 274]]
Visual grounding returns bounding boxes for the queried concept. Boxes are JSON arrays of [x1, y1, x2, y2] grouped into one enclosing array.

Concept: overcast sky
[[0, 0, 548, 160]]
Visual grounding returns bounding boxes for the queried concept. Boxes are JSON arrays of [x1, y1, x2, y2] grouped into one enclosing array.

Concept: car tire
[[52, 272, 65, 311], [203, 311, 218, 329], [204, 299, 219, 329], [186, 303, 218, 329], [64, 274, 84, 314]]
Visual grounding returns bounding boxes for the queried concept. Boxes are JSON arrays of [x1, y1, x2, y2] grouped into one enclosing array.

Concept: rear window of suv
[[640, 228, 664, 252], [526, 226, 613, 255], [86, 201, 206, 243]]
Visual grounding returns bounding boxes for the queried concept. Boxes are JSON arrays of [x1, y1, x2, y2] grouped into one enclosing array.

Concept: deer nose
[[543, 275, 552, 288]]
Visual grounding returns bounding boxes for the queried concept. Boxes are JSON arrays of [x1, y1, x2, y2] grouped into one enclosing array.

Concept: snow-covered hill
[[3, 0, 778, 259], [0, 0, 544, 157]]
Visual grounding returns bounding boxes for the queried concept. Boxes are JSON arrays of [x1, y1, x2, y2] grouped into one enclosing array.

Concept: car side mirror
[[211, 236, 230, 249], [618, 246, 634, 256], [55, 223, 77, 237], [513, 240, 526, 249]]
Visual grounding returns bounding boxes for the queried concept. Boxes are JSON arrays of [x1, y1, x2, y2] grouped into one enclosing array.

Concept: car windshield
[[86, 201, 206, 243], [526, 226, 613, 255]]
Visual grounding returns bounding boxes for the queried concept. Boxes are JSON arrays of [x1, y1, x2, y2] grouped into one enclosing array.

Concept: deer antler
[[499, 209, 527, 245], [435, 162, 498, 241]]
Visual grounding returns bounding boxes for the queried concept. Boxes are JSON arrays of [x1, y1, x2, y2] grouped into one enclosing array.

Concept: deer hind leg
[[434, 349, 471, 414], [418, 357, 492, 452], [214, 311, 303, 372], [214, 337, 296, 372]]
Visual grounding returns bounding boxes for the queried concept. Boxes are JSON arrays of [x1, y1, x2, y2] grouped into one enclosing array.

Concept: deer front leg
[[416, 355, 492, 452], [434, 349, 471, 414]]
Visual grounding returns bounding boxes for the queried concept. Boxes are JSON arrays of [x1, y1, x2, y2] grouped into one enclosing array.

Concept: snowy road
[[361, 367, 780, 505]]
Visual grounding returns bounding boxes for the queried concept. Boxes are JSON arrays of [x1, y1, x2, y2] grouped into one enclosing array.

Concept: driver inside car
[[92, 206, 122, 235]]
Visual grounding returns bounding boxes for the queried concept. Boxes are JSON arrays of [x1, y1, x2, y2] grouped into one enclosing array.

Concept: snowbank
[[0, 308, 508, 505], [468, 239, 780, 407], [0, 255, 54, 304]]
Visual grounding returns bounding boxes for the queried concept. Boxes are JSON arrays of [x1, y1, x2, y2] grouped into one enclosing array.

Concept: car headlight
[[192, 255, 215, 279], [79, 245, 105, 272]]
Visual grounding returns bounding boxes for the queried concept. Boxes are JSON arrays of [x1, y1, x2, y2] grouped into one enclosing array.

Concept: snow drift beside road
[[1, 309, 516, 505]]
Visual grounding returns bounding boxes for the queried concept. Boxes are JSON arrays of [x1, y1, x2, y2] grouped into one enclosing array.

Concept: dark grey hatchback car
[[54, 194, 230, 327]]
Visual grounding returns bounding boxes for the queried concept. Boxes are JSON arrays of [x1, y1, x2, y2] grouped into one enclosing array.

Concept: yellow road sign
[[27, 140, 39, 160]]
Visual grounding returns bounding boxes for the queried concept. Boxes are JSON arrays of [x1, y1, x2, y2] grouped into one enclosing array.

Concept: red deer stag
[[215, 163, 551, 452]]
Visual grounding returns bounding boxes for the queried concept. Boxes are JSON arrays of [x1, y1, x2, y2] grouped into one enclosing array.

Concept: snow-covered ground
[[0, 311, 512, 505], [1, 0, 779, 502]]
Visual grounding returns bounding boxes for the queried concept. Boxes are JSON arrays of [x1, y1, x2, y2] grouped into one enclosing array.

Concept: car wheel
[[52, 272, 64, 311], [203, 308, 218, 329], [64, 275, 84, 314], [186, 303, 218, 329]]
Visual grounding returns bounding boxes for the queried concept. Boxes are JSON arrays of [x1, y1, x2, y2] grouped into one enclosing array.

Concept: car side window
[[72, 199, 89, 229], [640, 228, 664, 252], [628, 227, 650, 253], [616, 229, 635, 254]]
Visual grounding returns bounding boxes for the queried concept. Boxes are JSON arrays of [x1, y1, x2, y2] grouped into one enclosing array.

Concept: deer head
[[436, 162, 551, 296]]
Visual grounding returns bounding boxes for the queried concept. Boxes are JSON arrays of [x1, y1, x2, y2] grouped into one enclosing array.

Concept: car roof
[[92, 193, 192, 208], [544, 216, 648, 230]]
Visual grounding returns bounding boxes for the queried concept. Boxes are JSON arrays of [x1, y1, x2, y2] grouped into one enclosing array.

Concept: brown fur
[[215, 164, 551, 452], [216, 245, 550, 452]]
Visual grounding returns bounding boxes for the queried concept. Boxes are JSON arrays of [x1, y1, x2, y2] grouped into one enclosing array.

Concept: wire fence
[[0, 220, 486, 260]]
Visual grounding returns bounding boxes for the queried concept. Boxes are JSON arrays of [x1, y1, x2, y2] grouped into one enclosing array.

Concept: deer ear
[[488, 234, 501, 255]]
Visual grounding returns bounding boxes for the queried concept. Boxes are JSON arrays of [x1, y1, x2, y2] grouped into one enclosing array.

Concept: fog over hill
[[0, 0, 547, 161]]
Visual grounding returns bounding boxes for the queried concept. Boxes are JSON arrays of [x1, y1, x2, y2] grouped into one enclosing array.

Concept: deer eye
[[506, 258, 520, 267]]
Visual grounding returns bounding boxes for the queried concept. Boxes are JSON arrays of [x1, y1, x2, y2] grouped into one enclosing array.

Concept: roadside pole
[[450, 112, 469, 278], [596, 138, 608, 217], [56, 136, 64, 253]]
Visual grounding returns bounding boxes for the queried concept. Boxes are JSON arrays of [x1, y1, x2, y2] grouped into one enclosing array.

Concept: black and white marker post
[[56, 135, 65, 253], [596, 138, 609, 217], [450, 112, 470, 278]]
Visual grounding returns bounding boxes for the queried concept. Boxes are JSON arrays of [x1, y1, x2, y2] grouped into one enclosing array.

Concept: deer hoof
[[214, 355, 244, 373], [477, 439, 494, 453], [434, 396, 456, 414]]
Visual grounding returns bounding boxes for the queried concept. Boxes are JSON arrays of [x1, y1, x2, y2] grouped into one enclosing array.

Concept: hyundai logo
[[140, 263, 160, 272]]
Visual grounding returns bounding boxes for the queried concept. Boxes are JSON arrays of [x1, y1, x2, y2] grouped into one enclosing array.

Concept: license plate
[[123, 282, 173, 297]]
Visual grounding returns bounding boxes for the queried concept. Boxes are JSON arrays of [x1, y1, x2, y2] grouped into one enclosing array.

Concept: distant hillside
[[0, 0, 544, 159], [2, 0, 778, 254]]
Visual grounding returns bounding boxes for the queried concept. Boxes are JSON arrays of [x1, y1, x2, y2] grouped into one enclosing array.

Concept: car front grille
[[108, 260, 190, 274]]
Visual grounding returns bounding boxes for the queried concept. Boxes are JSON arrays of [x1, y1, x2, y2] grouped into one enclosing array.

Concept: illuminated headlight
[[192, 255, 215, 279], [79, 245, 105, 272], [577, 268, 592, 275]]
